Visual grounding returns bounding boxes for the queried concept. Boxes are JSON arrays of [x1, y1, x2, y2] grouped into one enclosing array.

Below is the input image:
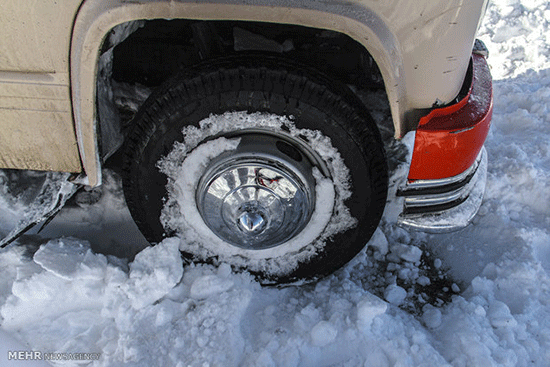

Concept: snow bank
[[3, 231, 547, 366], [0, 238, 449, 366], [478, 0, 550, 80]]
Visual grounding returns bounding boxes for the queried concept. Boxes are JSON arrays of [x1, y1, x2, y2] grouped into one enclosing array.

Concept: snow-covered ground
[[2, 1, 550, 366]]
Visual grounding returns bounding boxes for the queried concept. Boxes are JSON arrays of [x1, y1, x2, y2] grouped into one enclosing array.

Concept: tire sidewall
[[123, 58, 387, 283]]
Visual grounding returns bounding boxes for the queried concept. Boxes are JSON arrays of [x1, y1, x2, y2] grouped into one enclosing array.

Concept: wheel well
[[98, 19, 390, 160], [110, 19, 383, 88]]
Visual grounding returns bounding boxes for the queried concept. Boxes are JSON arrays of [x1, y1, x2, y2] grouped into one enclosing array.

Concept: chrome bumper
[[396, 148, 487, 232]]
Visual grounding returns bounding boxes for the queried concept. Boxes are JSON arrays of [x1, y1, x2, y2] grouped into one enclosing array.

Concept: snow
[[383, 284, 407, 306], [1, 1, 550, 366]]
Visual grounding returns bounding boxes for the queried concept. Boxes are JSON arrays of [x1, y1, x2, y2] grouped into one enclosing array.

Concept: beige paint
[[382, 0, 488, 107], [0, 73, 81, 172], [0, 0, 488, 185], [0, 0, 82, 172]]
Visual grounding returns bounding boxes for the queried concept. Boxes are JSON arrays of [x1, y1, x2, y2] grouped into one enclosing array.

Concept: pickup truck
[[0, 0, 492, 284]]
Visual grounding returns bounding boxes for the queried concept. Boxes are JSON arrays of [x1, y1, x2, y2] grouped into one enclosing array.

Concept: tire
[[122, 54, 387, 284]]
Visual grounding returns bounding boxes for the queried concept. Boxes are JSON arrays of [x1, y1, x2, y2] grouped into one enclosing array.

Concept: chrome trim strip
[[397, 147, 487, 233], [401, 151, 483, 191], [404, 186, 466, 208]]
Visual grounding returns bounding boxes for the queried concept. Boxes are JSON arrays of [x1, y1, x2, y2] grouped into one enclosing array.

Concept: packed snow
[[1, 1, 550, 366]]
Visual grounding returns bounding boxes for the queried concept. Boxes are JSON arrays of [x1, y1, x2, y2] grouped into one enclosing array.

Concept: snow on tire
[[122, 55, 388, 284]]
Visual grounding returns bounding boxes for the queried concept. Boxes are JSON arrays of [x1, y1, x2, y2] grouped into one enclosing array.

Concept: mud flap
[[0, 171, 79, 248]]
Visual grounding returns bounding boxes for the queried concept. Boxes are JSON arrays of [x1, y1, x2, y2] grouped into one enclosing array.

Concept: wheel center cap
[[237, 207, 267, 234], [195, 132, 320, 250]]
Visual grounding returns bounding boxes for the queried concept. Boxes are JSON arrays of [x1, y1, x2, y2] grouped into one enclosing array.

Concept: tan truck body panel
[[0, 0, 488, 185], [0, 1, 82, 172]]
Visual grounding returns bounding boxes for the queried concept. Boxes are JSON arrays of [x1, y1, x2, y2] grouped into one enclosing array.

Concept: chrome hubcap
[[238, 208, 266, 233], [196, 131, 326, 250]]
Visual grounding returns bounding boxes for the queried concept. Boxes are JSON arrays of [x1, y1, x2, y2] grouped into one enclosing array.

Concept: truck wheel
[[122, 55, 387, 284]]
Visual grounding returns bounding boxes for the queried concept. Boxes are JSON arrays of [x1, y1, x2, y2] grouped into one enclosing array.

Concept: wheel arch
[[71, 0, 406, 187]]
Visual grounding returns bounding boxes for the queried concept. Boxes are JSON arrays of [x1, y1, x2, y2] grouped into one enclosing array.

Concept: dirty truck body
[[0, 0, 492, 283]]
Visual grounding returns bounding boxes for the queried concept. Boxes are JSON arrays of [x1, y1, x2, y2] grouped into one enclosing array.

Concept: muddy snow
[[2, 1, 550, 366]]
